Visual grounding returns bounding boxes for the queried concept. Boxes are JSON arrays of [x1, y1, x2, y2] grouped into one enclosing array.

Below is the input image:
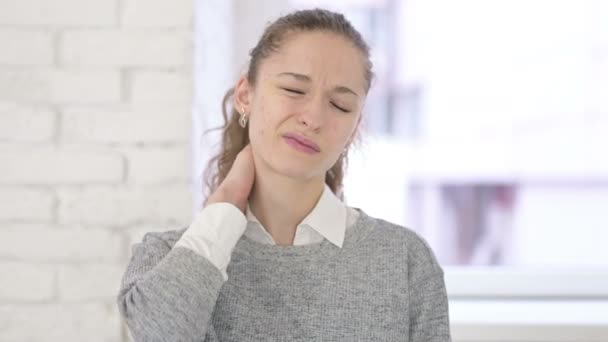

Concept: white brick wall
[[122, 0, 193, 28], [0, 303, 122, 341], [0, 262, 55, 302], [0, 187, 54, 221], [131, 70, 193, 103], [0, 146, 124, 184], [0, 29, 53, 66], [0, 103, 55, 142], [61, 106, 191, 143], [0, 69, 122, 103], [0, 0, 195, 340], [0, 0, 118, 27], [60, 30, 190, 67]]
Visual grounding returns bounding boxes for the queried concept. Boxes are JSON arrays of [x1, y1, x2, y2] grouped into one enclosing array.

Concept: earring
[[239, 107, 248, 128]]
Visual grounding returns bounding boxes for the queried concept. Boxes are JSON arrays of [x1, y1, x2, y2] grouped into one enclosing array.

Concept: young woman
[[117, 8, 451, 342]]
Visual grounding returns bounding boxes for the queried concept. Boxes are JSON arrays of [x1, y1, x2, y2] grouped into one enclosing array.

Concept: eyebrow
[[276, 72, 360, 97]]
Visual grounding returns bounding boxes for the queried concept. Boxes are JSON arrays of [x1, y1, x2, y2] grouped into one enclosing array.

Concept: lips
[[282, 132, 321, 153]]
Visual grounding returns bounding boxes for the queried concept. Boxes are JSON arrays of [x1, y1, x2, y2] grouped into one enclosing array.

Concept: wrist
[[207, 186, 247, 213]]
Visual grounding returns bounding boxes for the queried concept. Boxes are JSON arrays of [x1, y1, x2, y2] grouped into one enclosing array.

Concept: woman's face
[[236, 30, 368, 182]]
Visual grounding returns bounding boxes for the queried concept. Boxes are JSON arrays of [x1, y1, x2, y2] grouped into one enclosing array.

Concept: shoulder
[[358, 210, 431, 251], [133, 226, 189, 252], [359, 210, 444, 275]]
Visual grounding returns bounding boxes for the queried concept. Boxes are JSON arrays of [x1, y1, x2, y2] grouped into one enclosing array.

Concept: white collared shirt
[[174, 184, 359, 281], [243, 184, 356, 247]]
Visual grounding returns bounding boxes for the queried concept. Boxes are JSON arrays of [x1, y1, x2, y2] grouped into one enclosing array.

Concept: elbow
[[115, 284, 205, 342], [116, 286, 159, 342]]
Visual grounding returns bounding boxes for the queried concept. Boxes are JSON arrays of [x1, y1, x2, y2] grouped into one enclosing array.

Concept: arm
[[116, 203, 247, 341], [408, 235, 452, 342], [117, 144, 254, 341]]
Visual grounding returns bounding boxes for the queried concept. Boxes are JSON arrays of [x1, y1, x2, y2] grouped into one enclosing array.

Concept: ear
[[233, 75, 253, 114]]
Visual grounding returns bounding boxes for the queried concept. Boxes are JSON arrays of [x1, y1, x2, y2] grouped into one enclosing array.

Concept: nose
[[297, 96, 325, 131]]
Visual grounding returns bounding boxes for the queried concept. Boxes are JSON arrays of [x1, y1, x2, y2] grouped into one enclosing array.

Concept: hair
[[201, 8, 374, 207]]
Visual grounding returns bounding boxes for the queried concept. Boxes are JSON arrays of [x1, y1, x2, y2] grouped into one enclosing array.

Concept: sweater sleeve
[[408, 233, 452, 342], [116, 228, 225, 342]]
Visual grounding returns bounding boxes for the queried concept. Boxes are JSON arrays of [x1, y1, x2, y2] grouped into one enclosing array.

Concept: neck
[[249, 169, 325, 246]]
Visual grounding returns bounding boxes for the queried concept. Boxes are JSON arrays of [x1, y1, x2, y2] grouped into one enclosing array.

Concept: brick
[[0, 302, 121, 341], [122, 146, 190, 184], [57, 184, 192, 226], [0, 262, 54, 302], [51, 70, 121, 104], [0, 69, 121, 104], [0, 0, 118, 27], [0, 187, 53, 221], [61, 106, 190, 144], [57, 264, 124, 301], [131, 71, 192, 103], [0, 146, 123, 185], [0, 29, 53, 66], [0, 69, 49, 102], [61, 30, 190, 67], [123, 0, 193, 28], [0, 102, 55, 142], [0, 225, 123, 262]]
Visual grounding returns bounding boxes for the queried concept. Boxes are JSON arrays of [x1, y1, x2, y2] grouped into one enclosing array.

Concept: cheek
[[256, 110, 266, 137], [253, 97, 288, 139], [327, 120, 354, 146], [250, 100, 269, 139]]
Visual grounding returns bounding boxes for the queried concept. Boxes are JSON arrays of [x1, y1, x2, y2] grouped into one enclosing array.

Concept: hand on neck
[[249, 170, 325, 246]]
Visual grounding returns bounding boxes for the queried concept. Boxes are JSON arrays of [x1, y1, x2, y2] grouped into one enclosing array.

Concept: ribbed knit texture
[[117, 208, 451, 341]]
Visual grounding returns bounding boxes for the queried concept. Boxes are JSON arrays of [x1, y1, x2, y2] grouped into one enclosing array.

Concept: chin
[[269, 152, 328, 181], [254, 139, 334, 181]]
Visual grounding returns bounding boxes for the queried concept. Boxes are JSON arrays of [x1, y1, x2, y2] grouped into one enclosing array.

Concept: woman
[[117, 8, 451, 342]]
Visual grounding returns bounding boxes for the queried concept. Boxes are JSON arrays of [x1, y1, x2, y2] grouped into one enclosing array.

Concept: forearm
[[118, 246, 224, 341]]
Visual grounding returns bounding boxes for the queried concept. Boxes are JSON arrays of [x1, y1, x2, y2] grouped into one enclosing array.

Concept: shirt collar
[[245, 184, 347, 248]]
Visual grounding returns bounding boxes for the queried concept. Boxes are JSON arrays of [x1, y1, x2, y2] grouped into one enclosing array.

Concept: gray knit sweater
[[117, 208, 451, 341]]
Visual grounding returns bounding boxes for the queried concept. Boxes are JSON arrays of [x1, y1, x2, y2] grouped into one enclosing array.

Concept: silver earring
[[239, 108, 248, 128]]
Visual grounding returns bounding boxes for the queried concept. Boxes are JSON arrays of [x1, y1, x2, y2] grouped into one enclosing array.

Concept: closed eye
[[282, 87, 305, 95], [331, 102, 350, 113]]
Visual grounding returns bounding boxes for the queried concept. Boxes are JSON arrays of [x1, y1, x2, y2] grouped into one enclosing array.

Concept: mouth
[[282, 132, 321, 154]]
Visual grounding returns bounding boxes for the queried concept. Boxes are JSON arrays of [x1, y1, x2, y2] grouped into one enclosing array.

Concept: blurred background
[[1, 0, 607, 341]]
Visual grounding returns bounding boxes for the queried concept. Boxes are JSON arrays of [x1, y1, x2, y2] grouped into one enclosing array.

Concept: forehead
[[258, 31, 367, 92]]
